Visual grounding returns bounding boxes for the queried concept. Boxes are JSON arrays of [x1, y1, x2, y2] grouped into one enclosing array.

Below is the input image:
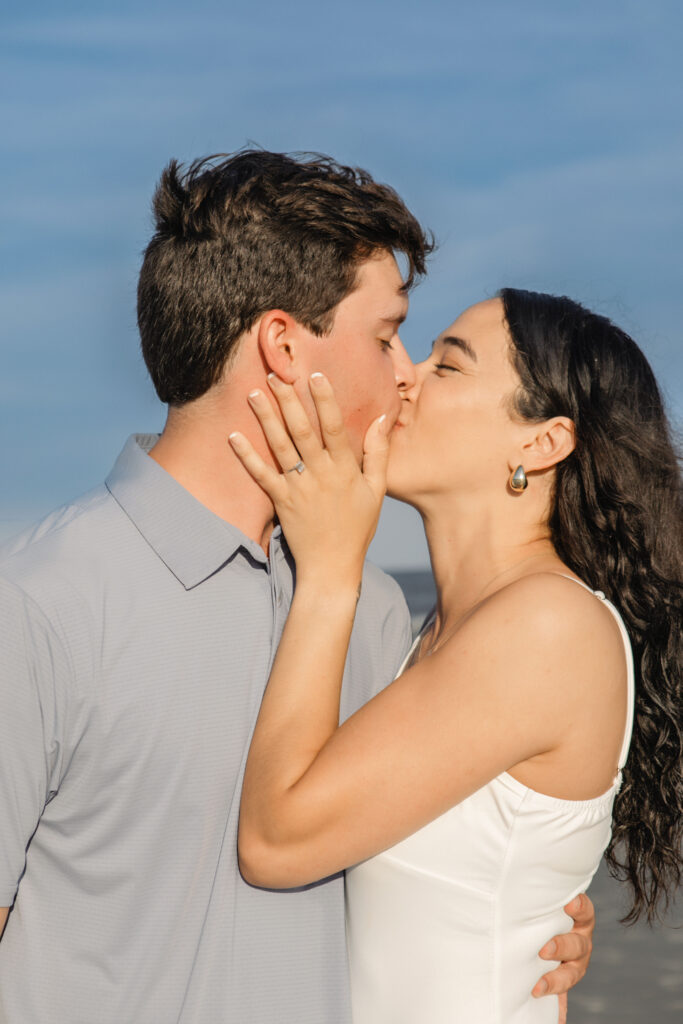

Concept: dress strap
[[396, 606, 437, 677], [396, 629, 425, 677]]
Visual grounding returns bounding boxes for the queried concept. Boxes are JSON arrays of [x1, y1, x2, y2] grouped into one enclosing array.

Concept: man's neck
[[149, 390, 277, 553]]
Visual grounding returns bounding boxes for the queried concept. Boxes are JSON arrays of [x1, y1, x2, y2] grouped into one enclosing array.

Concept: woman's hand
[[229, 372, 389, 588]]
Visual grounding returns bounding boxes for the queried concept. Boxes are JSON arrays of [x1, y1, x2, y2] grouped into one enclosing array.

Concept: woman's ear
[[257, 310, 305, 384], [521, 417, 576, 472]]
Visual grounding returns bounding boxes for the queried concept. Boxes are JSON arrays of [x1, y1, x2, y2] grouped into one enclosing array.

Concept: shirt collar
[[105, 434, 275, 589]]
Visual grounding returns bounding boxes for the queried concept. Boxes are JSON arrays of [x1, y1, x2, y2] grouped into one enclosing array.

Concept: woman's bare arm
[[239, 567, 617, 886], [232, 376, 623, 889]]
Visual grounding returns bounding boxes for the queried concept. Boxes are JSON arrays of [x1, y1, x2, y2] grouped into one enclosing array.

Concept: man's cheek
[[341, 405, 376, 460]]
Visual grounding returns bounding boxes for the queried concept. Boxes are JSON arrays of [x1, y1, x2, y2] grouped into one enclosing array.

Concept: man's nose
[[392, 336, 417, 392], [401, 354, 430, 402]]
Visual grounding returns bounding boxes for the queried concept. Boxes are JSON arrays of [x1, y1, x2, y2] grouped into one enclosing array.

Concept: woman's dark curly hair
[[499, 288, 682, 924]]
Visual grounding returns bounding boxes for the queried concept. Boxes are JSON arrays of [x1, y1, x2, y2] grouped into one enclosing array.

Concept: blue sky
[[2, 0, 682, 566]]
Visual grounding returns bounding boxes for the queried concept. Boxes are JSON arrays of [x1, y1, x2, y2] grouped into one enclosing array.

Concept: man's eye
[[379, 339, 394, 350]]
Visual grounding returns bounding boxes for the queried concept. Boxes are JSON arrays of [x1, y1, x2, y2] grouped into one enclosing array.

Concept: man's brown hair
[[137, 149, 433, 405]]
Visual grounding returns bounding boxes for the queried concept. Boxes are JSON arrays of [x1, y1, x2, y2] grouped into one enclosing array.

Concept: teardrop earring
[[509, 465, 528, 492]]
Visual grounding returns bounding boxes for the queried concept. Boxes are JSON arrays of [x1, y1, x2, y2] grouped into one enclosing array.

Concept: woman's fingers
[[247, 388, 303, 474], [308, 373, 354, 463], [361, 414, 390, 498], [228, 431, 287, 500], [247, 372, 387, 486], [266, 374, 326, 467]]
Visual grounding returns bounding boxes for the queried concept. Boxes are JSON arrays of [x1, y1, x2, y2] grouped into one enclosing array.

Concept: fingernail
[[267, 373, 285, 388], [248, 389, 262, 401], [310, 372, 326, 387], [533, 980, 548, 998], [228, 432, 246, 449], [542, 940, 557, 958], [377, 414, 387, 432]]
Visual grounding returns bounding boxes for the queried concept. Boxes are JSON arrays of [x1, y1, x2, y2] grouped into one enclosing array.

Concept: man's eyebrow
[[378, 312, 407, 326], [432, 335, 478, 362]]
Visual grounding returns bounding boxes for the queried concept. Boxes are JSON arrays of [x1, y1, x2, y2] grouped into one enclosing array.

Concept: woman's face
[[387, 297, 525, 504]]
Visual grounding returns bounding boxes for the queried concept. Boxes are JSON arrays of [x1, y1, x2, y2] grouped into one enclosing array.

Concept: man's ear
[[256, 310, 307, 384], [520, 417, 576, 472]]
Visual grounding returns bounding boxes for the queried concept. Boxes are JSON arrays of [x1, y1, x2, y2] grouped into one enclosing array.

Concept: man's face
[[298, 251, 415, 459]]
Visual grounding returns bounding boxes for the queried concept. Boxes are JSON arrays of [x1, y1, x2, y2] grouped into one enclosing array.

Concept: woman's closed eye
[[434, 362, 461, 373]]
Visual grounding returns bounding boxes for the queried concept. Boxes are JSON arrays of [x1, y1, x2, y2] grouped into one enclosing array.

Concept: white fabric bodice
[[346, 578, 635, 1023]]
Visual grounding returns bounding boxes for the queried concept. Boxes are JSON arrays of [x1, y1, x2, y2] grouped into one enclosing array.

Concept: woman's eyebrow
[[432, 335, 478, 362]]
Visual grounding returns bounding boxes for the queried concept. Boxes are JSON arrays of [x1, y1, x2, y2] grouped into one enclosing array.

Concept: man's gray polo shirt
[[0, 435, 412, 1024]]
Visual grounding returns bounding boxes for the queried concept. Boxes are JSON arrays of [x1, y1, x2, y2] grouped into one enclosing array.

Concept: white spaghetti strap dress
[[346, 577, 635, 1023]]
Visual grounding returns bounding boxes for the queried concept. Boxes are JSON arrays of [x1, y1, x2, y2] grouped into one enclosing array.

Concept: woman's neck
[[419, 490, 562, 641]]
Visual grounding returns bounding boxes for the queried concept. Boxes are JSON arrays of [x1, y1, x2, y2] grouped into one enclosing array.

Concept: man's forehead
[[340, 252, 410, 322], [355, 250, 405, 285]]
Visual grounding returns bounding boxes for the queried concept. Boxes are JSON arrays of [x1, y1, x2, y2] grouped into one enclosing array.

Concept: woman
[[230, 290, 682, 1022]]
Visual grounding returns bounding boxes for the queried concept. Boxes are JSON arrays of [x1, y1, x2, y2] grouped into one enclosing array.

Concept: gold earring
[[509, 465, 528, 492]]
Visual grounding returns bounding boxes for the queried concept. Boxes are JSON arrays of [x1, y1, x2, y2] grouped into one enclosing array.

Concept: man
[[0, 151, 593, 1022]]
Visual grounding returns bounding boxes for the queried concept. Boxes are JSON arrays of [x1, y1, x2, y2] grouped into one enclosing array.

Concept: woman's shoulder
[[481, 571, 619, 635], [472, 573, 631, 798], [449, 570, 626, 697]]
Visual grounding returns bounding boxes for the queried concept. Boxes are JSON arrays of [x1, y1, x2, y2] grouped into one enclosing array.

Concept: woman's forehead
[[438, 298, 507, 354]]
